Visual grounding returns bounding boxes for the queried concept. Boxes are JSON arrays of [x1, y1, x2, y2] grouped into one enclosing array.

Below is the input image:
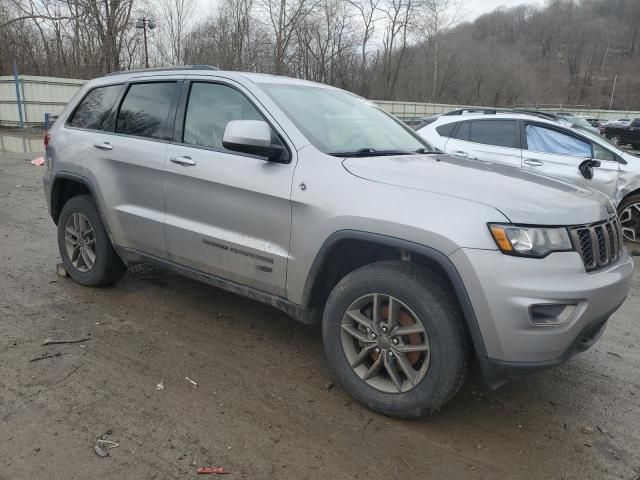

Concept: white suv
[[417, 109, 640, 243]]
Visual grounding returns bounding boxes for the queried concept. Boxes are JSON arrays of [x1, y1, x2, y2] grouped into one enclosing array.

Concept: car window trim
[[112, 79, 183, 143], [64, 83, 125, 133], [171, 79, 292, 163]]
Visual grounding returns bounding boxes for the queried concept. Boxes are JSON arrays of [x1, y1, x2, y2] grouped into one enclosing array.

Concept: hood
[[343, 154, 611, 225]]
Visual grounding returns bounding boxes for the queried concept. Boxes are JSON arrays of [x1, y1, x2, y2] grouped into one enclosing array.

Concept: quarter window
[[436, 123, 456, 138], [468, 120, 518, 148], [115, 82, 177, 139], [68, 85, 122, 130], [592, 142, 615, 161], [526, 124, 591, 157], [182, 83, 266, 151]]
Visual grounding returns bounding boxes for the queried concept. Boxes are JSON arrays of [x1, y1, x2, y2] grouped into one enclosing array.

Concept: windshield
[[257, 83, 433, 156]]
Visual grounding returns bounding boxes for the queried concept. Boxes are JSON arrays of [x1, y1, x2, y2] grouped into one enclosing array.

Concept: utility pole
[[136, 18, 157, 68], [609, 74, 618, 110]]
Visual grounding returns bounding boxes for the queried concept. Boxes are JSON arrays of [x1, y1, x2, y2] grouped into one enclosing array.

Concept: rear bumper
[[450, 247, 633, 387]]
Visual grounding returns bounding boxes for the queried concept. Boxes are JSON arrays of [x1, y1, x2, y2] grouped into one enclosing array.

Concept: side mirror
[[222, 120, 289, 163], [579, 159, 601, 180]]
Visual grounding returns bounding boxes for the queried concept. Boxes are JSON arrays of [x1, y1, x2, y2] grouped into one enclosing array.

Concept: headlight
[[488, 224, 573, 257]]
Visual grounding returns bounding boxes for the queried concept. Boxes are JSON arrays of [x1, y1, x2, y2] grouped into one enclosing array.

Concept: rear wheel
[[618, 193, 640, 244], [322, 261, 469, 418], [609, 135, 622, 146], [57, 195, 126, 286]]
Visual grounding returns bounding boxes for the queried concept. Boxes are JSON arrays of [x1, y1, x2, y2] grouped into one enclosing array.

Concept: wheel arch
[[300, 230, 489, 362], [50, 172, 117, 247]]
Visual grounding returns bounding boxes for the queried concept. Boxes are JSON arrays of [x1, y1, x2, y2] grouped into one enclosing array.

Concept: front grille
[[569, 217, 623, 272]]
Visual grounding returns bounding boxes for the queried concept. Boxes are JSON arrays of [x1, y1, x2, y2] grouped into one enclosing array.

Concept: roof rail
[[105, 65, 219, 76], [443, 107, 512, 116], [442, 107, 565, 123]]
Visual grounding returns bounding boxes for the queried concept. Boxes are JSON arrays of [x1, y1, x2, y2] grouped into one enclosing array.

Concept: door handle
[[93, 142, 113, 151], [523, 159, 543, 167], [170, 155, 196, 166], [452, 150, 469, 158]]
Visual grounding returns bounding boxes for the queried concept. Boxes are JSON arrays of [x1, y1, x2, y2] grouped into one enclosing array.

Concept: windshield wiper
[[329, 148, 417, 157], [414, 147, 440, 154]]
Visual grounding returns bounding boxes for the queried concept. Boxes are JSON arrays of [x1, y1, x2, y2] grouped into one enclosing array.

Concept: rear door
[[83, 79, 181, 258], [163, 79, 295, 297], [522, 122, 620, 198], [443, 119, 522, 168]]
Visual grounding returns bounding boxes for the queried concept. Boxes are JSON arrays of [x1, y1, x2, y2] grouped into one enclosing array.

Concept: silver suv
[[417, 109, 640, 243], [43, 67, 634, 417]]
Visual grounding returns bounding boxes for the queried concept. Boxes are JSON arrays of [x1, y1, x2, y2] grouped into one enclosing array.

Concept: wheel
[[322, 261, 469, 418], [609, 135, 622, 146], [57, 195, 126, 286], [618, 193, 640, 244]]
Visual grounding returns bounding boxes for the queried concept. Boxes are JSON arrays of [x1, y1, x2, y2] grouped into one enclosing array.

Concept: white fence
[[1, 74, 639, 126], [0, 75, 85, 126]]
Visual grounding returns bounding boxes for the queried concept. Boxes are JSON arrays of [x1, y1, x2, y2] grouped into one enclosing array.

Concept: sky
[[464, 0, 546, 20]]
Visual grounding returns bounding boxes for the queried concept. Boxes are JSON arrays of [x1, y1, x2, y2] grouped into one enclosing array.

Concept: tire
[[322, 261, 469, 418], [57, 195, 126, 286], [610, 135, 622, 146], [618, 193, 640, 244]]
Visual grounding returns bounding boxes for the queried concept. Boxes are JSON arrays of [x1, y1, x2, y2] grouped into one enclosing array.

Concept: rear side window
[[468, 120, 518, 148], [182, 82, 265, 151], [436, 123, 456, 138], [115, 82, 177, 139], [68, 85, 122, 130], [526, 124, 591, 157]]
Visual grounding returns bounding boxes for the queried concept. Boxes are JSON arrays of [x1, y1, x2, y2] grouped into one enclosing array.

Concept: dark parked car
[[604, 118, 640, 149]]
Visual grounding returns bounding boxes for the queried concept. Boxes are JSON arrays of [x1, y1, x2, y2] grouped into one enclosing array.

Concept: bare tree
[[155, 0, 195, 65]]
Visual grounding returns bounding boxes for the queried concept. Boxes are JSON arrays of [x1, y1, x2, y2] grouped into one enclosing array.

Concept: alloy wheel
[[64, 212, 97, 272], [340, 293, 431, 393], [620, 203, 640, 243]]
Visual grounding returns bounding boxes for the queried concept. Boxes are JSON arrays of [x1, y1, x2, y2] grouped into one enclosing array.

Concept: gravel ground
[[1, 144, 639, 480]]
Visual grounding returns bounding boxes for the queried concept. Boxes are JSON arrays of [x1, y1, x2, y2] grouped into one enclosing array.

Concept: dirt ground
[[1, 142, 640, 480]]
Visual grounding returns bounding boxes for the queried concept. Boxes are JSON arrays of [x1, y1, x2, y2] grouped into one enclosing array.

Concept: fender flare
[[300, 230, 489, 363]]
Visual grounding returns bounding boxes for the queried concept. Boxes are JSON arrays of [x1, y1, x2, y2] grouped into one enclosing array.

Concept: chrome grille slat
[[570, 217, 624, 272]]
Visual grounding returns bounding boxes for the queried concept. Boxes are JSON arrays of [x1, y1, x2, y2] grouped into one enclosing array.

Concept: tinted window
[[183, 83, 266, 150], [68, 85, 121, 130], [115, 82, 177, 139], [632, 119, 640, 127], [436, 123, 456, 138], [468, 120, 518, 148], [454, 122, 470, 141], [526, 124, 591, 157]]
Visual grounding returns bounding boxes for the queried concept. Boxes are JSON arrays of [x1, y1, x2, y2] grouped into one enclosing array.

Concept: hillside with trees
[[1, 0, 639, 109]]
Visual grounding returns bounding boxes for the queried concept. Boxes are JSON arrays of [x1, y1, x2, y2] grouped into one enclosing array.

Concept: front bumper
[[450, 248, 633, 385]]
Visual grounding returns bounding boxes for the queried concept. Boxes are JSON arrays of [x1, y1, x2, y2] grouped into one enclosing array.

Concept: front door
[[163, 81, 294, 296], [522, 122, 620, 200]]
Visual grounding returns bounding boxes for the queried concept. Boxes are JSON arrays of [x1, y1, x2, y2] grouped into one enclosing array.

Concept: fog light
[[529, 304, 577, 326]]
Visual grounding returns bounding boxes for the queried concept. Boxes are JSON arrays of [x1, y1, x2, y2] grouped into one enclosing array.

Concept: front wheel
[[609, 135, 622, 146], [57, 195, 126, 286], [619, 193, 640, 244], [322, 261, 469, 418]]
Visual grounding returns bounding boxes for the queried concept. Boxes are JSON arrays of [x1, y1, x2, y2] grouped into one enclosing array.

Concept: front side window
[[468, 120, 518, 148], [592, 142, 615, 161], [257, 83, 432, 155], [183, 83, 265, 150], [115, 82, 177, 139], [526, 124, 591, 157], [68, 85, 122, 130]]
